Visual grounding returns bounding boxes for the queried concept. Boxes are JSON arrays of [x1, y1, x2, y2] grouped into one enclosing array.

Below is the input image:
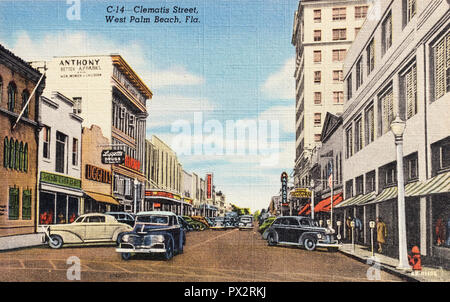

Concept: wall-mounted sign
[[145, 190, 181, 201], [290, 188, 311, 198], [41, 171, 81, 189], [124, 155, 141, 171], [85, 164, 112, 184], [101, 150, 125, 164], [206, 173, 213, 200], [281, 172, 288, 205], [58, 57, 103, 79]]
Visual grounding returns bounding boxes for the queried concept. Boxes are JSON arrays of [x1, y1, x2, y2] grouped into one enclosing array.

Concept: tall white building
[[292, 0, 370, 188], [336, 0, 449, 262]]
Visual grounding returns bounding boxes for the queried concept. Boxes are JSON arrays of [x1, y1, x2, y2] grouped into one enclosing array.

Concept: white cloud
[[258, 105, 295, 133], [261, 57, 295, 100], [142, 65, 204, 88]]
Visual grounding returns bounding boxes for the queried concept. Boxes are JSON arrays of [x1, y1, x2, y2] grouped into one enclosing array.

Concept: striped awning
[[419, 172, 450, 195], [374, 186, 397, 203], [314, 193, 343, 213], [298, 203, 310, 215], [335, 191, 377, 208]]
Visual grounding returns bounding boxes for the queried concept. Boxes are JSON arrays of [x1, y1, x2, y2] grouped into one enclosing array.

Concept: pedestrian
[[346, 216, 352, 241], [408, 246, 421, 271], [376, 217, 387, 254], [435, 217, 445, 246], [353, 216, 363, 243]]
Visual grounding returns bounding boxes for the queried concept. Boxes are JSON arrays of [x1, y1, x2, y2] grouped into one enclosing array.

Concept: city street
[[0, 227, 403, 282]]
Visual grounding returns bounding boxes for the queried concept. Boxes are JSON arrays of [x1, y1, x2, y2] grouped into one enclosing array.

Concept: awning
[[85, 191, 120, 206], [419, 172, 450, 195], [298, 203, 310, 215], [336, 191, 377, 208], [314, 193, 343, 213], [374, 186, 397, 203]]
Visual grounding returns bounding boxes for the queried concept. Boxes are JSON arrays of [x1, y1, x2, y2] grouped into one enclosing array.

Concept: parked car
[[265, 216, 341, 252], [178, 215, 193, 232], [116, 211, 185, 261], [191, 215, 211, 228], [183, 216, 207, 231], [205, 217, 214, 227], [238, 215, 253, 230], [105, 212, 135, 227], [44, 213, 133, 249], [210, 216, 227, 230]]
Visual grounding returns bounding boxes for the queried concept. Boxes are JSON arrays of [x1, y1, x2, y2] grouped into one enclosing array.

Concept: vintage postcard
[[0, 0, 449, 291]]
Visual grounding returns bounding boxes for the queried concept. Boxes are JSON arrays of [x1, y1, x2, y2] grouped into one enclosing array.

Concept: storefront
[[144, 190, 183, 214], [38, 172, 83, 225]]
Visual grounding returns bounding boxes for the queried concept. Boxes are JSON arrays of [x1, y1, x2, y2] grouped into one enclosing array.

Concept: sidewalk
[[339, 243, 450, 282], [0, 233, 46, 251]]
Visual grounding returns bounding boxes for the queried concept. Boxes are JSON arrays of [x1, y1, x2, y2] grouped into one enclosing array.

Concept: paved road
[[0, 227, 403, 282]]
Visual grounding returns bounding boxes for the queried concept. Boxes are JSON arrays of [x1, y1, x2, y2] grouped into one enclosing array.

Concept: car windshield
[[74, 216, 84, 223], [136, 215, 169, 225]]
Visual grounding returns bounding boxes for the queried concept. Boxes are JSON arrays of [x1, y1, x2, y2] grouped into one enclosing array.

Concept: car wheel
[[303, 237, 316, 251], [121, 252, 132, 261], [267, 233, 276, 246], [164, 238, 174, 261], [48, 235, 63, 249], [327, 247, 339, 253]]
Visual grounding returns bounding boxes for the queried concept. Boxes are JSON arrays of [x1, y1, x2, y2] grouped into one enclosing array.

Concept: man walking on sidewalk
[[376, 217, 387, 254]]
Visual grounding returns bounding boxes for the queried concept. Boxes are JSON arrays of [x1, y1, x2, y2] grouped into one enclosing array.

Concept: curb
[[338, 249, 420, 282]]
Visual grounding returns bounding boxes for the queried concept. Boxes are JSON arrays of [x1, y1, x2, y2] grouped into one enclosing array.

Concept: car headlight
[[317, 233, 322, 239], [150, 234, 164, 243], [122, 234, 129, 242]]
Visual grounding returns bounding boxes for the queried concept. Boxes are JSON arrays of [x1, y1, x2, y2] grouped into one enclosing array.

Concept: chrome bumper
[[316, 242, 342, 248], [116, 247, 166, 253]]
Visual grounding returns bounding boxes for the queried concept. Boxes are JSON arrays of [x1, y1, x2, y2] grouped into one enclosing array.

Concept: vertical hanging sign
[[281, 172, 288, 206]]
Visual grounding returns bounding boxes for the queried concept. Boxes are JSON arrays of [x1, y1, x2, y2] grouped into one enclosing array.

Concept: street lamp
[[390, 114, 411, 270], [310, 179, 315, 220]]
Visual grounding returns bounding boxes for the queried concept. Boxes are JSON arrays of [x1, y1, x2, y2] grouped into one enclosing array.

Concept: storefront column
[[420, 196, 427, 256], [343, 209, 347, 240], [363, 205, 367, 245]]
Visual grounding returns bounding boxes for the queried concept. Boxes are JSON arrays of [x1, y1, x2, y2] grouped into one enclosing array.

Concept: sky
[[0, 0, 299, 212]]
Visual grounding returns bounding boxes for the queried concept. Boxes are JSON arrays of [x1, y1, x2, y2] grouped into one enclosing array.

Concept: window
[[314, 71, 321, 84], [55, 131, 67, 173], [355, 27, 361, 37], [314, 134, 321, 142], [18, 142, 23, 171], [314, 50, 322, 63], [14, 140, 19, 170], [367, 39, 375, 75], [7, 82, 16, 112], [8, 187, 19, 220], [347, 73, 353, 101], [314, 30, 322, 41], [380, 162, 397, 188], [356, 57, 363, 89], [355, 6, 368, 19], [365, 104, 375, 145], [382, 12, 392, 56], [332, 8, 346, 21], [365, 171, 376, 193], [404, 152, 418, 182], [22, 189, 32, 220], [433, 32, 450, 100], [333, 70, 343, 82], [314, 113, 321, 126], [403, 64, 417, 119], [9, 138, 14, 169], [72, 138, 78, 166], [333, 91, 344, 104], [431, 137, 450, 175], [379, 87, 394, 135], [314, 10, 321, 23], [333, 29, 347, 41], [21, 90, 30, 118], [345, 180, 353, 198], [43, 126, 50, 159], [354, 117, 363, 152], [355, 175, 364, 195], [404, 0, 416, 25], [73, 97, 82, 114], [346, 126, 353, 158], [24, 143, 28, 172], [332, 49, 346, 62], [314, 92, 322, 105], [86, 216, 106, 223]]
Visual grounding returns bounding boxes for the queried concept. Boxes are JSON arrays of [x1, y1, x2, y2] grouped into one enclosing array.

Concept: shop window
[[8, 187, 19, 220], [21, 90, 30, 118], [22, 189, 32, 220], [7, 82, 16, 112]]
